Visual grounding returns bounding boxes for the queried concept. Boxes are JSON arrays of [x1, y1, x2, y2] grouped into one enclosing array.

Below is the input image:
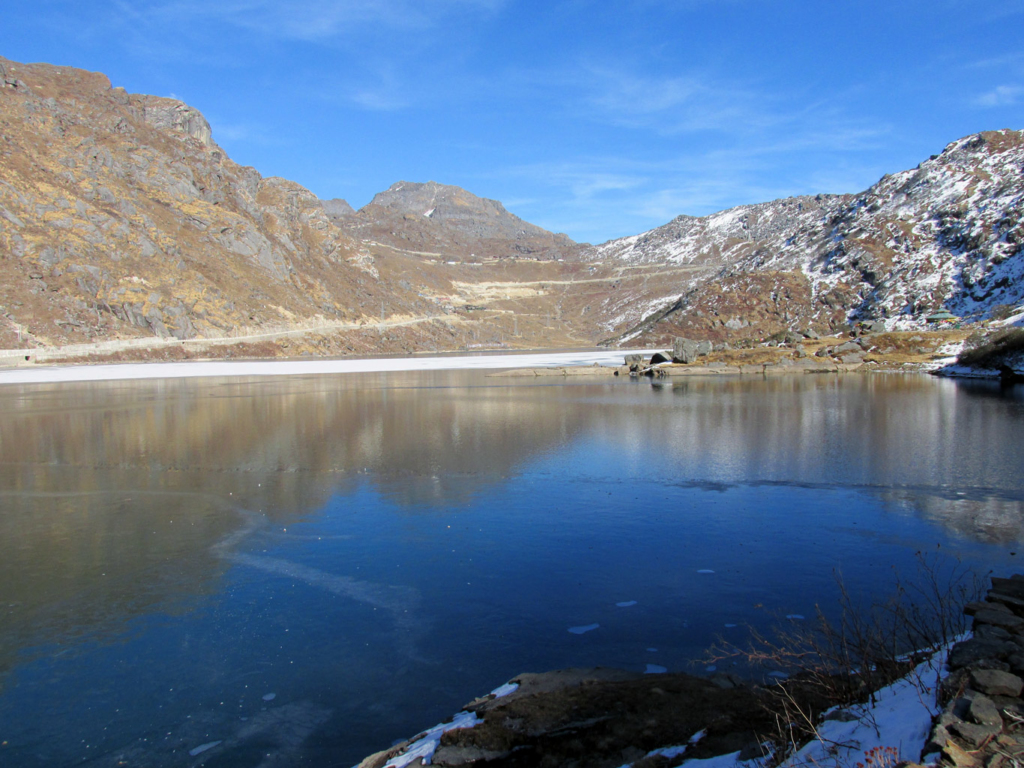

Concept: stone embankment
[[921, 576, 1024, 768]]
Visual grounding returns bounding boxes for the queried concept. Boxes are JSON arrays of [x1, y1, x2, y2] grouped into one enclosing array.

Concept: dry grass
[[707, 554, 984, 767]]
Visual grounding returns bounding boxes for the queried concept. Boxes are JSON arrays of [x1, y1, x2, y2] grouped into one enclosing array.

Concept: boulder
[[966, 693, 1003, 727], [948, 638, 1020, 669], [672, 337, 700, 364], [991, 577, 1024, 601], [950, 720, 1001, 748], [834, 341, 863, 354], [974, 609, 1024, 631], [969, 669, 1024, 698]]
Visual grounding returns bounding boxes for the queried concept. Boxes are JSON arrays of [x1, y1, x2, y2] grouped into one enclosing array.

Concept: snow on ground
[[366, 647, 946, 768], [994, 308, 1024, 328], [0, 349, 662, 386], [926, 340, 967, 371], [615, 650, 947, 768], [382, 711, 482, 768], [378, 682, 519, 768], [778, 651, 945, 768]]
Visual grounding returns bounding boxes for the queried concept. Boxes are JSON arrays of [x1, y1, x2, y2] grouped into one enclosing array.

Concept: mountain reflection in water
[[0, 371, 1020, 767]]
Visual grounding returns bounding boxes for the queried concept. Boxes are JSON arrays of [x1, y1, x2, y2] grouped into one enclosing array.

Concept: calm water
[[0, 371, 1022, 767]]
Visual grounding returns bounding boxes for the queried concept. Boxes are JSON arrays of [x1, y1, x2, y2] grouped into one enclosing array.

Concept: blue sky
[[2, 1, 1022, 243]]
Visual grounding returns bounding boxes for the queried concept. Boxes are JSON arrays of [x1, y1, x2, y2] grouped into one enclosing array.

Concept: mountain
[[1, 53, 1020, 359], [598, 130, 1024, 344], [0, 56, 449, 350], [0, 57, 587, 356], [331, 180, 580, 262]]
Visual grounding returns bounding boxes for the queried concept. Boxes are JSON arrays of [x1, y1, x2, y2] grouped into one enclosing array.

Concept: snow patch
[[490, 682, 518, 698], [383, 710, 482, 768], [778, 650, 946, 768]]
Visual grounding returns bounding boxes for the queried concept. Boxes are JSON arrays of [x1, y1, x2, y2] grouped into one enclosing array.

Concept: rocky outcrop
[[136, 95, 214, 146], [921, 576, 1024, 768], [357, 668, 771, 768]]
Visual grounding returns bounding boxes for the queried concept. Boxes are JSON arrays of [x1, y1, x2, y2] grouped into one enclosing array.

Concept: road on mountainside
[[0, 313, 461, 363], [0, 263, 708, 363]]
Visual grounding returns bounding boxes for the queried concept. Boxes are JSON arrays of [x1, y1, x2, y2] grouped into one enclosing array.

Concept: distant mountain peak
[[347, 179, 577, 259]]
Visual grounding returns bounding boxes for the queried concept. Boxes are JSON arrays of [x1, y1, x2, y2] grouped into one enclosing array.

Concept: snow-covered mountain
[[597, 129, 1024, 342]]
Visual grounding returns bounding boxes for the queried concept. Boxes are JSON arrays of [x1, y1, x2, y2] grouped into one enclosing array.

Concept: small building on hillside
[[925, 309, 958, 324]]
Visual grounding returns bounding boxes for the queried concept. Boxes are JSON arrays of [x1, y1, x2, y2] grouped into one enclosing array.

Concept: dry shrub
[[708, 554, 985, 766], [957, 328, 1024, 367]]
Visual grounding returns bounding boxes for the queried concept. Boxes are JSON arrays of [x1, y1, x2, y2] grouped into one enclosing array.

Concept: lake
[[0, 370, 1021, 767]]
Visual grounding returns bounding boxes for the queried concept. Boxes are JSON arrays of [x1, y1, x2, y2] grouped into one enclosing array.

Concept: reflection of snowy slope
[[596, 130, 1024, 328]]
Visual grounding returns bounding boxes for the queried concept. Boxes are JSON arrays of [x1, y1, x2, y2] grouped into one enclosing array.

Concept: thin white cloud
[[136, 0, 504, 42], [548, 60, 890, 153], [965, 52, 1024, 70], [975, 85, 1024, 107], [572, 64, 771, 135], [487, 127, 896, 244], [347, 89, 410, 111], [504, 163, 649, 201]]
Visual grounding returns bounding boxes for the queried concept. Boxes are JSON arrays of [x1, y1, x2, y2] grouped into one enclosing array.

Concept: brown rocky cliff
[[0, 56, 430, 349]]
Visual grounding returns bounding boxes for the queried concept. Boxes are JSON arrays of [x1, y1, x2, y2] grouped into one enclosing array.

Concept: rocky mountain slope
[[330, 180, 580, 262], [0, 56, 449, 350], [597, 130, 1024, 345], [1, 53, 1020, 359], [0, 57, 590, 356]]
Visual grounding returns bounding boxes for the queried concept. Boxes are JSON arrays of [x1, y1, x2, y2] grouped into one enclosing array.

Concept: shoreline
[[0, 351, 971, 387], [354, 575, 1024, 768], [2, 328, 1006, 385]]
